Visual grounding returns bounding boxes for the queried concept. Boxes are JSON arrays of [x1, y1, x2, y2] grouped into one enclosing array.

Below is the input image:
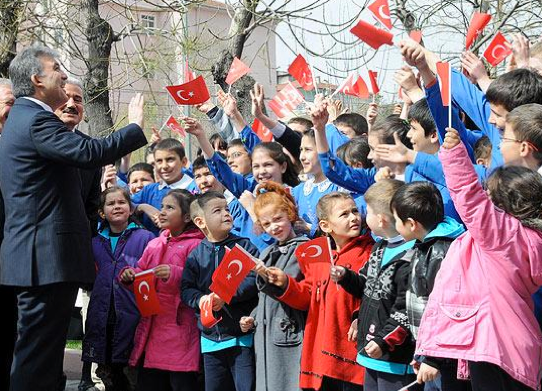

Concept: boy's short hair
[[485, 68, 542, 112], [227, 138, 246, 151], [364, 179, 404, 216], [473, 136, 492, 163], [334, 113, 369, 137], [127, 162, 154, 182], [390, 181, 444, 232], [371, 115, 413, 149], [154, 138, 186, 160], [190, 191, 226, 220], [506, 103, 542, 164], [288, 117, 313, 132], [192, 156, 209, 173], [408, 99, 437, 137]]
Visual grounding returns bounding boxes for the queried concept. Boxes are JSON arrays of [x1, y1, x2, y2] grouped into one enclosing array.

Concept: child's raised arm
[[183, 116, 256, 197], [311, 98, 376, 193], [440, 128, 515, 250]]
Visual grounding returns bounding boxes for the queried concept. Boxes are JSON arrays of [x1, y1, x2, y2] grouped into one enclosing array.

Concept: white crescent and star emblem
[[176, 90, 195, 101], [138, 281, 150, 301], [377, 5, 390, 21], [227, 259, 243, 276], [301, 71, 313, 86], [301, 245, 323, 258], [491, 44, 509, 61]]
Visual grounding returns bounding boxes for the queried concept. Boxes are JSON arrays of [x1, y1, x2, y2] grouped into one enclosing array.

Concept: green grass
[[66, 340, 82, 350]]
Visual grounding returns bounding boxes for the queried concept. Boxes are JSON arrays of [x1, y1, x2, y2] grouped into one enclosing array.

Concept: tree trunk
[[212, 1, 258, 122], [82, 0, 115, 137], [0, 0, 23, 77]]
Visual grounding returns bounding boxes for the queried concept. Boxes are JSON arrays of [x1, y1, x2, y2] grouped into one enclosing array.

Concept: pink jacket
[[127, 228, 204, 371], [415, 143, 542, 390]]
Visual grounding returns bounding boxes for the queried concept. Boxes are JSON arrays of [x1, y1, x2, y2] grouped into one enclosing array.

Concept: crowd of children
[[79, 35, 542, 391]]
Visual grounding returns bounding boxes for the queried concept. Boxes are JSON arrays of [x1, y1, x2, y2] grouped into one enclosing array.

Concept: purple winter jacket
[[82, 224, 154, 364]]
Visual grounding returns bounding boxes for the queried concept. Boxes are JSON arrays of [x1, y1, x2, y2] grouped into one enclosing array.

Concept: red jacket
[[277, 233, 373, 389]]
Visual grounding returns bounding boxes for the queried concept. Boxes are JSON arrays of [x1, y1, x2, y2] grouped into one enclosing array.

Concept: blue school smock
[[319, 151, 461, 222]]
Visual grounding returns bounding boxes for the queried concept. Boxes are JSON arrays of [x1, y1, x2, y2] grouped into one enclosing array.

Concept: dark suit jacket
[[0, 98, 147, 287], [75, 129, 103, 238]]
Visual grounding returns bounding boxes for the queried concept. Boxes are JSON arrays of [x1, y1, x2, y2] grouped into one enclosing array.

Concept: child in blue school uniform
[[132, 138, 195, 236], [191, 155, 245, 237], [312, 97, 461, 222], [182, 116, 299, 251]]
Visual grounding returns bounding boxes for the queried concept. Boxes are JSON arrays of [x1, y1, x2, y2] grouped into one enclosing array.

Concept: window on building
[[141, 14, 156, 29]]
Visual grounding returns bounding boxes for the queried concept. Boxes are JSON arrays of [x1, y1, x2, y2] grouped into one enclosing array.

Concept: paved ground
[[64, 349, 104, 391]]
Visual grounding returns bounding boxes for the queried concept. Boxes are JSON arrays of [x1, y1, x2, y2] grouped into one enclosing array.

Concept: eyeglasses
[[229, 151, 247, 159], [501, 137, 540, 152]]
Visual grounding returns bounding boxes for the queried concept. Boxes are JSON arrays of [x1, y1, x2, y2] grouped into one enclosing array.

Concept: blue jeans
[[203, 346, 255, 391]]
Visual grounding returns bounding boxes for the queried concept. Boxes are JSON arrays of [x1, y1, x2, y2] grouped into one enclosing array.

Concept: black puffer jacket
[[339, 239, 414, 369], [404, 217, 465, 339]]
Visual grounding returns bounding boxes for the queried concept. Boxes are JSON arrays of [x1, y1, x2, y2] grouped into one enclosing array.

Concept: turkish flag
[[336, 74, 357, 96], [466, 12, 491, 50], [351, 19, 394, 50], [436, 62, 451, 107], [184, 60, 195, 83], [483, 32, 512, 67], [252, 118, 273, 142], [367, 0, 392, 30], [134, 270, 162, 317], [353, 76, 370, 99], [288, 54, 315, 91], [268, 97, 294, 119], [199, 295, 222, 328], [225, 57, 251, 85], [409, 30, 422, 43], [276, 82, 305, 110], [209, 244, 256, 304], [165, 115, 186, 137], [368, 70, 380, 94], [166, 76, 210, 105], [295, 236, 333, 274]]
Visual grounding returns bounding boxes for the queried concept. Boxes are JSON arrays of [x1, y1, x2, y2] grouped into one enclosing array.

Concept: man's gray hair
[[65, 77, 83, 91], [9, 45, 60, 98], [0, 78, 12, 88]]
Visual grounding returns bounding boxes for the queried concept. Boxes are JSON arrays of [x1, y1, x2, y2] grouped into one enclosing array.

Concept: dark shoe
[[78, 379, 97, 391]]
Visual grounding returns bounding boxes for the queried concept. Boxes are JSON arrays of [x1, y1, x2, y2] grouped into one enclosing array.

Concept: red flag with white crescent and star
[[268, 97, 294, 119], [134, 270, 162, 317], [275, 82, 305, 110], [165, 75, 210, 105], [367, 0, 393, 30], [225, 57, 251, 85], [165, 115, 186, 137], [483, 32, 512, 67], [288, 54, 315, 91], [209, 244, 256, 304], [199, 294, 223, 328], [252, 118, 273, 142], [465, 12, 492, 50], [294, 236, 333, 274]]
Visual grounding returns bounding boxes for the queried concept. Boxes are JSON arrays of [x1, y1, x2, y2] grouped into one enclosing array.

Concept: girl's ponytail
[[486, 166, 542, 232]]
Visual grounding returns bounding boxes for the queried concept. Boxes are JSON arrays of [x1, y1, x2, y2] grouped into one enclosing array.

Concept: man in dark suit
[[0, 46, 147, 391], [54, 78, 103, 391], [0, 78, 16, 391]]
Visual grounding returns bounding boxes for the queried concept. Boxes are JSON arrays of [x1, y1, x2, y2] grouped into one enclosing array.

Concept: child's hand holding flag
[[443, 128, 461, 150]]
